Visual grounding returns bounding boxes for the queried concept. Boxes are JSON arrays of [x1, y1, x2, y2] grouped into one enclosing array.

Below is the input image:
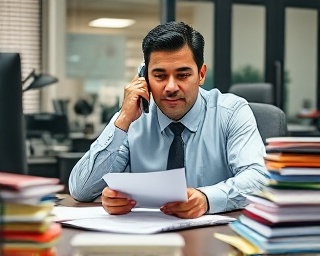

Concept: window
[[0, 0, 41, 113]]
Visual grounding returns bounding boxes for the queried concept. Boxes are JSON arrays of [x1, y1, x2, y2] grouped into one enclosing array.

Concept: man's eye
[[154, 74, 166, 80], [178, 73, 190, 79]]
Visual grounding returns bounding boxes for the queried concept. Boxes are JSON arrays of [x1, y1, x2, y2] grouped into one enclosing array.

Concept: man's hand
[[115, 76, 149, 132], [101, 187, 136, 215], [160, 188, 208, 219]]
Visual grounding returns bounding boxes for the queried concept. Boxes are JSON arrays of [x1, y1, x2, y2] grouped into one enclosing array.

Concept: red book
[[242, 209, 320, 227], [0, 172, 59, 191], [2, 247, 57, 256]]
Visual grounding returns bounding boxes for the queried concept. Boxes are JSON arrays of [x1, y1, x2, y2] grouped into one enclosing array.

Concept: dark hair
[[142, 21, 205, 72]]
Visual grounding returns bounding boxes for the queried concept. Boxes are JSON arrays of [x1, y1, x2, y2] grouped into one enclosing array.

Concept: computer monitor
[[0, 53, 27, 174], [25, 113, 69, 141]]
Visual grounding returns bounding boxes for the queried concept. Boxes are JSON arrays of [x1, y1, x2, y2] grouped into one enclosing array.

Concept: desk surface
[[56, 195, 241, 256]]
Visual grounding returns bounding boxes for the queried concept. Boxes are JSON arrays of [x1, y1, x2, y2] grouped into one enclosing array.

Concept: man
[[69, 21, 268, 219]]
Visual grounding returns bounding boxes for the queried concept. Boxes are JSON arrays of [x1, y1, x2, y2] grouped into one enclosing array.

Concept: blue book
[[230, 221, 320, 254], [268, 172, 320, 182]]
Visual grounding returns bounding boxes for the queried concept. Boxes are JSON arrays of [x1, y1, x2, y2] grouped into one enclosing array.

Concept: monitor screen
[[25, 113, 69, 140], [0, 53, 27, 174]]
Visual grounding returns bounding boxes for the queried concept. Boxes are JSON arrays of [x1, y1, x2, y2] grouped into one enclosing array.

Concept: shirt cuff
[[96, 122, 127, 151], [108, 126, 127, 150], [197, 186, 228, 214]]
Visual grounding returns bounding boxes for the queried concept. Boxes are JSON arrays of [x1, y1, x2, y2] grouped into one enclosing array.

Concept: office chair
[[249, 102, 287, 145], [229, 83, 274, 104]]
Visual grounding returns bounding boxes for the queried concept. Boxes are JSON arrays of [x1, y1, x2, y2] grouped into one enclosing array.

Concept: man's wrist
[[114, 122, 128, 132], [195, 188, 210, 213], [114, 115, 131, 132]]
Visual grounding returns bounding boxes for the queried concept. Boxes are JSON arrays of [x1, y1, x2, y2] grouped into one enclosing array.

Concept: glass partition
[[177, 0, 214, 90], [65, 0, 161, 132], [231, 4, 266, 85], [284, 7, 317, 119]]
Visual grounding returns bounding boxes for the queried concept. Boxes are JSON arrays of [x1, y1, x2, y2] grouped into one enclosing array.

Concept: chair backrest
[[249, 103, 287, 145], [229, 83, 274, 104]]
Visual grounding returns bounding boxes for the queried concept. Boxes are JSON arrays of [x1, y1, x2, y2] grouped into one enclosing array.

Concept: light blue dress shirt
[[69, 88, 268, 214]]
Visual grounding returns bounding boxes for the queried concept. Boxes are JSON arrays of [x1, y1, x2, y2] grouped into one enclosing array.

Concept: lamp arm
[[22, 69, 36, 92]]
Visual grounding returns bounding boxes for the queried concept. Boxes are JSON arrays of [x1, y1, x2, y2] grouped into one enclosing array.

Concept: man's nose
[[165, 76, 178, 92]]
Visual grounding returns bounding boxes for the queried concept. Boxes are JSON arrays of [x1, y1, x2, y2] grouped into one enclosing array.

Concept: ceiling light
[[89, 18, 135, 28]]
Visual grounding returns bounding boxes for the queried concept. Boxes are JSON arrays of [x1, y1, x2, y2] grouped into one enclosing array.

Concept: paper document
[[53, 206, 236, 234], [103, 168, 187, 208], [52, 206, 107, 222]]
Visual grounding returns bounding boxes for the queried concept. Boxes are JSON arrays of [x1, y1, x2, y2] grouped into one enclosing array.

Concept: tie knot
[[168, 122, 185, 136]]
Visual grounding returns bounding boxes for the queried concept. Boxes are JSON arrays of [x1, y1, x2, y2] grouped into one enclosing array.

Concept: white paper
[[52, 206, 107, 222], [103, 168, 187, 208], [53, 206, 236, 234], [266, 137, 320, 143]]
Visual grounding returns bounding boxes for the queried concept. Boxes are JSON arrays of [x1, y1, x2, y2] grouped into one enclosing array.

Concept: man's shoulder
[[200, 88, 248, 111]]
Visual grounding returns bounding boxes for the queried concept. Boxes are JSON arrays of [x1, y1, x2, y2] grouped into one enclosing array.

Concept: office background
[[1, 0, 319, 125], [0, 0, 319, 180], [47, 0, 320, 122]]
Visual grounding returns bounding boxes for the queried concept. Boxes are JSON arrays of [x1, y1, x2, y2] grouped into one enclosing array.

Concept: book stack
[[0, 172, 64, 256], [215, 137, 320, 255]]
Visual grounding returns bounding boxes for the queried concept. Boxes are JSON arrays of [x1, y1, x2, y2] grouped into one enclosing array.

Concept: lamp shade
[[22, 69, 58, 92]]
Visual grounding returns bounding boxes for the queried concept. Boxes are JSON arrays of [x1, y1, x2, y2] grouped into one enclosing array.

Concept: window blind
[[0, 0, 41, 113]]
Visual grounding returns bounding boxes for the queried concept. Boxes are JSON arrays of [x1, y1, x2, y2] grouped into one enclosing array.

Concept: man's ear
[[199, 64, 207, 86]]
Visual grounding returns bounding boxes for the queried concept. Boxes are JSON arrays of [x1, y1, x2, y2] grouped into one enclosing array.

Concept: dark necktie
[[166, 122, 185, 170]]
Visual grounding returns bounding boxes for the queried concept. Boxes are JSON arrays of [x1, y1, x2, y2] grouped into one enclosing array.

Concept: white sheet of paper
[[52, 206, 107, 222], [102, 168, 187, 208], [53, 206, 236, 234]]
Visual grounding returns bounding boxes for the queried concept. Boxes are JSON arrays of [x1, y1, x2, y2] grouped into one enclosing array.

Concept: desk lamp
[[22, 69, 59, 157], [22, 69, 58, 92]]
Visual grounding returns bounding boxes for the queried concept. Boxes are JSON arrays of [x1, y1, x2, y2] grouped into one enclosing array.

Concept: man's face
[[147, 45, 206, 121]]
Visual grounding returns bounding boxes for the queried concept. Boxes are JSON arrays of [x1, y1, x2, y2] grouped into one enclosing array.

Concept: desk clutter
[[0, 172, 64, 256], [215, 137, 320, 255]]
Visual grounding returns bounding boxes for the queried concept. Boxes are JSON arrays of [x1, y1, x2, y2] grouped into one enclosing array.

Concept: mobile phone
[[137, 63, 149, 113]]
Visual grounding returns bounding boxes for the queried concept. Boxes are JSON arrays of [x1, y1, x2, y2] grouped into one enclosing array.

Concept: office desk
[[56, 195, 241, 256]]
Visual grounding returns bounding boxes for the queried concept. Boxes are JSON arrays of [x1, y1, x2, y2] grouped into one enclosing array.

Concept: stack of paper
[[51, 168, 236, 235], [215, 137, 320, 255], [0, 172, 64, 256]]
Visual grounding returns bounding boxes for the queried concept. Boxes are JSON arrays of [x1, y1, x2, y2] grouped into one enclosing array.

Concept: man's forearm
[[69, 116, 130, 201], [198, 166, 268, 214], [68, 145, 129, 201], [68, 150, 107, 202]]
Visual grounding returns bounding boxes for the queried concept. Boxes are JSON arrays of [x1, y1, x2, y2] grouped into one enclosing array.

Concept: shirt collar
[[157, 90, 203, 133]]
